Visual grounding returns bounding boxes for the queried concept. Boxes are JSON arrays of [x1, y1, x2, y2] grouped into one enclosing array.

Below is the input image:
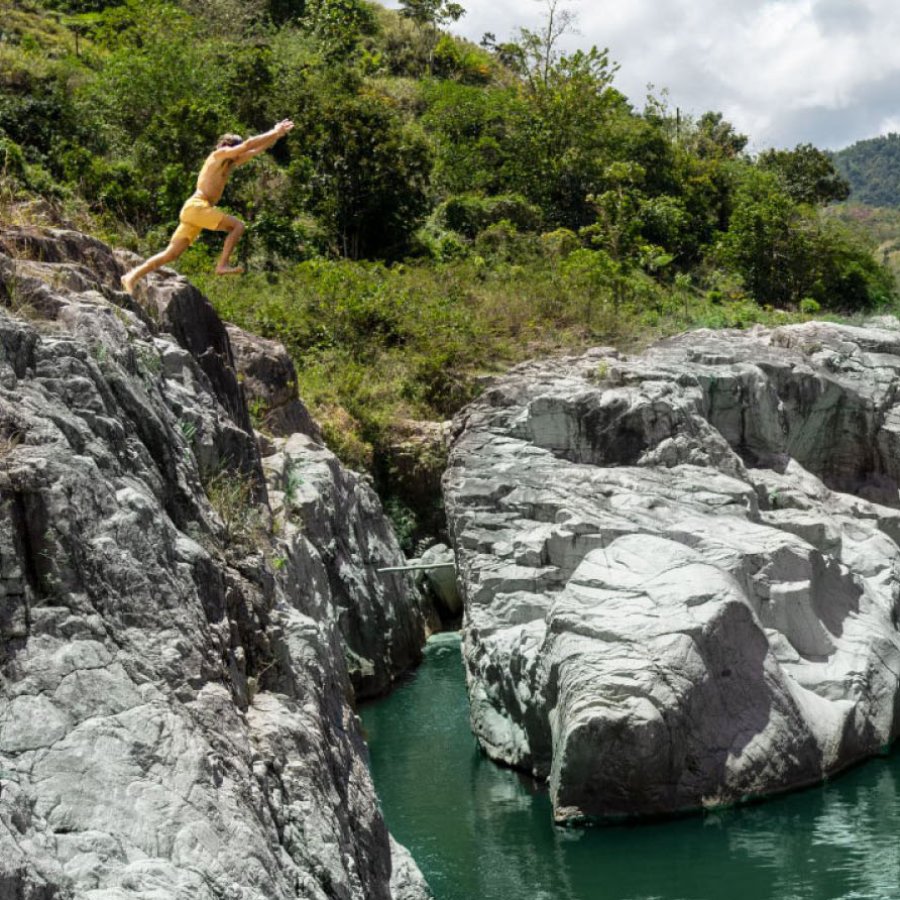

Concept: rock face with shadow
[[263, 432, 427, 700], [444, 323, 900, 823], [0, 227, 430, 899], [225, 325, 323, 443]]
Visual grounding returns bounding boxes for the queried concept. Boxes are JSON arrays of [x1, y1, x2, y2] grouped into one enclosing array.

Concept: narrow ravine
[[362, 634, 900, 900]]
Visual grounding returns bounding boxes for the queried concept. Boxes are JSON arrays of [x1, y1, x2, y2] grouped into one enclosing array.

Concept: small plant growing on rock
[[178, 419, 198, 463], [0, 429, 23, 465], [203, 466, 263, 550], [384, 496, 417, 554], [282, 454, 304, 508], [179, 419, 198, 443], [248, 397, 269, 431], [137, 346, 163, 378], [91, 342, 109, 366]]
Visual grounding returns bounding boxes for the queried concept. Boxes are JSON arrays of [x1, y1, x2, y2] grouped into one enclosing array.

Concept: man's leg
[[215, 216, 245, 275], [121, 237, 191, 294]]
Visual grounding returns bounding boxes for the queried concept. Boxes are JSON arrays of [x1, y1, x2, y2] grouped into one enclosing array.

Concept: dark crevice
[[10, 490, 46, 604]]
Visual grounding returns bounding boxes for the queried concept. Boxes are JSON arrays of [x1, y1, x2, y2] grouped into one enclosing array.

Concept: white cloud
[[382, 0, 900, 150]]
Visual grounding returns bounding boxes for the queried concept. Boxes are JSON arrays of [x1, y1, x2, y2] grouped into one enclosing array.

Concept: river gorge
[[5, 226, 900, 899], [363, 634, 900, 900]]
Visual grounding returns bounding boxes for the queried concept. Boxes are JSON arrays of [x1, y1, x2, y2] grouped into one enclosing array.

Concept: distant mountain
[[833, 134, 900, 207]]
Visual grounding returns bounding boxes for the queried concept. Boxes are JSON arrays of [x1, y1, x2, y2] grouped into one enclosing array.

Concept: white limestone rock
[[445, 325, 900, 822], [0, 227, 429, 899]]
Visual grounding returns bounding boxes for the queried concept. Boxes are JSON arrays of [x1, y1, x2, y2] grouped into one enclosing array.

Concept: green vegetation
[[194, 251, 810, 474], [833, 134, 900, 208], [203, 465, 265, 549], [827, 203, 900, 285], [2, 0, 896, 491]]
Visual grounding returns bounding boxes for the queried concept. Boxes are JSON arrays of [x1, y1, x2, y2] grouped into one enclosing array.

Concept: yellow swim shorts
[[171, 193, 227, 245]]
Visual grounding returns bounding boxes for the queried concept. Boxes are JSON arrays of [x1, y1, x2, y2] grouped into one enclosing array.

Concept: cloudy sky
[[384, 0, 900, 151]]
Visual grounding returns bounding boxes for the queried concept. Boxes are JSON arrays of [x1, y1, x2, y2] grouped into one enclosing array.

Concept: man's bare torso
[[194, 152, 235, 204]]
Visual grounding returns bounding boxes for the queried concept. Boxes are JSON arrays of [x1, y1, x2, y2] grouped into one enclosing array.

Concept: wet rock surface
[[0, 227, 430, 899], [444, 323, 900, 823]]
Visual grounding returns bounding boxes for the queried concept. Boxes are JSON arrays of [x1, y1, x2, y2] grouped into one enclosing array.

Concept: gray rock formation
[[263, 432, 426, 699], [225, 325, 323, 442], [222, 317, 429, 697], [414, 544, 460, 621], [0, 227, 430, 899], [444, 323, 900, 823]]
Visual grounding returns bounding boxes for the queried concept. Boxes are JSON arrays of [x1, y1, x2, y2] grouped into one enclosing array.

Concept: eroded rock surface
[[225, 325, 322, 442], [0, 227, 429, 899], [444, 324, 900, 823], [263, 432, 427, 699]]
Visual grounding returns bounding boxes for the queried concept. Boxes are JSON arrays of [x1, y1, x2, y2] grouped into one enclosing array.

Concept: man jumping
[[121, 119, 294, 294]]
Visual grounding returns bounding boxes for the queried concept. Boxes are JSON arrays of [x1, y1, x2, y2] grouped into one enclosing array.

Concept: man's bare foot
[[215, 266, 245, 276], [121, 272, 137, 295]]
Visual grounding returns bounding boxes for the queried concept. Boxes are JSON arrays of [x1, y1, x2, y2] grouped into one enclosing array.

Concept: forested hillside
[[833, 133, 900, 208], [2, 0, 896, 538]]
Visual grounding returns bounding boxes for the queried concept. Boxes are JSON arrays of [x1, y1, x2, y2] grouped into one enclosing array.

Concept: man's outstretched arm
[[217, 120, 294, 162], [233, 143, 274, 165]]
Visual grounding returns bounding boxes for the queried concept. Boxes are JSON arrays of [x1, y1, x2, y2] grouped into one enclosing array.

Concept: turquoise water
[[360, 633, 900, 900]]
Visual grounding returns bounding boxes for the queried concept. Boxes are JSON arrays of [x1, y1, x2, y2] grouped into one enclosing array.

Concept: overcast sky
[[383, 0, 900, 151]]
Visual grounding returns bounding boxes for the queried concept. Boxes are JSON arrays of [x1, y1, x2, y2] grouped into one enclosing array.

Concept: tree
[[583, 162, 647, 266], [421, 81, 526, 195], [482, 0, 579, 89], [716, 166, 890, 310], [718, 170, 811, 306], [518, 0, 578, 88], [687, 111, 748, 160], [305, 0, 376, 62], [758, 143, 850, 206], [399, 0, 465, 28], [398, 0, 465, 74], [306, 89, 431, 258], [505, 46, 624, 228]]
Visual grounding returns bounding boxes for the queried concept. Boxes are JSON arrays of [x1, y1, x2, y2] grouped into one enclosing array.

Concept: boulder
[[444, 325, 900, 822], [415, 543, 460, 620]]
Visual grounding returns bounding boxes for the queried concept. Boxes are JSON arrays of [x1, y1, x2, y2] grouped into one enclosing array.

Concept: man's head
[[216, 133, 243, 149]]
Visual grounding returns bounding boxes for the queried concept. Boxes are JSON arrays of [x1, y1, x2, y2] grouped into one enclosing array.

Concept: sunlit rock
[[445, 325, 900, 822], [0, 227, 429, 898]]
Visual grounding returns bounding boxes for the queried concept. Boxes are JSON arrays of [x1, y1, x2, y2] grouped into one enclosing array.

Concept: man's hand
[[275, 119, 294, 137]]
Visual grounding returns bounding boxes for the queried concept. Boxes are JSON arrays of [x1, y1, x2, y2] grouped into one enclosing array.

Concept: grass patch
[[203, 466, 264, 550], [190, 251, 811, 474]]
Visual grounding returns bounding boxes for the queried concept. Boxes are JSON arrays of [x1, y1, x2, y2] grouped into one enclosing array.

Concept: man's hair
[[216, 133, 243, 149]]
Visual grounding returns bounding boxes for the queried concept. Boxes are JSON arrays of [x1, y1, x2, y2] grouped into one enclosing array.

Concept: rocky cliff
[[444, 323, 900, 823], [0, 227, 431, 899]]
